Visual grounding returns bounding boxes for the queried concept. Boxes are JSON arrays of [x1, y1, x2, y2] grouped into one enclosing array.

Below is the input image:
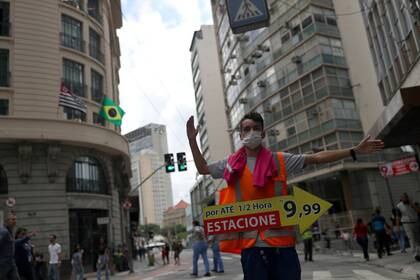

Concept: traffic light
[[164, 153, 175, 173], [177, 152, 187, 172]]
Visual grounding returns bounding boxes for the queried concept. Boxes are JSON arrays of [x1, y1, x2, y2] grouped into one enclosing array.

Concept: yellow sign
[[202, 186, 332, 234]]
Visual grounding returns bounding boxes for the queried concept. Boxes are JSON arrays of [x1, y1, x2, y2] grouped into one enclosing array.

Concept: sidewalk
[[311, 239, 420, 278]]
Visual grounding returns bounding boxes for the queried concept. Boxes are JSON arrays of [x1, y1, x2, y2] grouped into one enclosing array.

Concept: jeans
[[241, 247, 301, 280], [48, 264, 59, 280], [192, 241, 210, 275], [303, 239, 313, 261], [211, 242, 224, 272], [356, 237, 369, 260], [0, 262, 20, 280], [96, 268, 110, 280], [374, 230, 390, 257]]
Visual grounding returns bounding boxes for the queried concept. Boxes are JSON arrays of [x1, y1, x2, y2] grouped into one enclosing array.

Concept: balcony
[[61, 0, 85, 11], [0, 22, 10, 37], [62, 80, 86, 97], [60, 33, 85, 53], [0, 71, 10, 87], [89, 44, 105, 64]]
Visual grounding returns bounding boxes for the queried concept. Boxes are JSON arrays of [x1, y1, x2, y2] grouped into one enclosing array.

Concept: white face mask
[[242, 130, 262, 149]]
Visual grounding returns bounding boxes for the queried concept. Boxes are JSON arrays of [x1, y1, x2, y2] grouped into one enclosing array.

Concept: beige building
[[189, 25, 231, 221], [163, 200, 189, 227], [126, 124, 173, 227], [0, 0, 131, 271]]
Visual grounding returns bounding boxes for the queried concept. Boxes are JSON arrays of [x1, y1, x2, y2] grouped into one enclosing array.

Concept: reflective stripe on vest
[[218, 152, 296, 252]]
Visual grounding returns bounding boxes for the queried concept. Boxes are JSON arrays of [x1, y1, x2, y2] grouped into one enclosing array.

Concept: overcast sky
[[118, 0, 213, 205]]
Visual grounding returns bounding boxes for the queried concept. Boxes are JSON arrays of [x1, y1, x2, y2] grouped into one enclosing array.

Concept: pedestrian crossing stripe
[[313, 270, 394, 280], [234, 0, 263, 22]]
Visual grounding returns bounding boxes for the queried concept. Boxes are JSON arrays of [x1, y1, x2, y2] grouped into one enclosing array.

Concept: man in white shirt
[[48, 234, 62, 280], [396, 193, 420, 261]]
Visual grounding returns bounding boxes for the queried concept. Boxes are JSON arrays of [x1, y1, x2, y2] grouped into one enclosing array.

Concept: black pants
[[356, 237, 369, 260], [0, 263, 19, 280], [375, 230, 390, 257], [304, 239, 313, 261]]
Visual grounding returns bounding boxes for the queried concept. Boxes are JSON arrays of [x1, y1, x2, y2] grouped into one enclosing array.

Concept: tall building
[[334, 0, 420, 211], [210, 0, 394, 227], [0, 0, 131, 270], [189, 25, 231, 221], [163, 200, 189, 227], [126, 124, 173, 226]]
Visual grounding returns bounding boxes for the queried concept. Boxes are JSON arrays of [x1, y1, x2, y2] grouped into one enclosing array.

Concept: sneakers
[[415, 255, 420, 262], [203, 272, 211, 277]]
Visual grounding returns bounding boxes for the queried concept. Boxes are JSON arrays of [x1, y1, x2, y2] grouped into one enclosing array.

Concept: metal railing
[[89, 44, 104, 64], [61, 0, 85, 11], [60, 33, 85, 52], [88, 10, 103, 24]]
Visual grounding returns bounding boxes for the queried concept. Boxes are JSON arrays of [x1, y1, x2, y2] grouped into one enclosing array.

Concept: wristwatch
[[350, 149, 357, 161]]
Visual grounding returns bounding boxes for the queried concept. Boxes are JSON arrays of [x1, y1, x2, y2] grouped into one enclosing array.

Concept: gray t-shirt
[[207, 152, 306, 178]]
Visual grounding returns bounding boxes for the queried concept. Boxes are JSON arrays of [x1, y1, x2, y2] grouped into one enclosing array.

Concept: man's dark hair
[[240, 112, 264, 131], [192, 220, 200, 226], [50, 234, 57, 239]]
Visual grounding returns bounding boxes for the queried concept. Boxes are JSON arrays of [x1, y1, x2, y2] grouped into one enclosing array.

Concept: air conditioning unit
[[252, 51, 263, 59], [244, 58, 255, 64], [257, 80, 267, 88], [291, 55, 302, 64], [239, 98, 248, 104], [229, 80, 238, 86], [258, 45, 270, 52]]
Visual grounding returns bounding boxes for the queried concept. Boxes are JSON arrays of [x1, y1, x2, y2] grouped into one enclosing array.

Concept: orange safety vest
[[216, 152, 296, 254]]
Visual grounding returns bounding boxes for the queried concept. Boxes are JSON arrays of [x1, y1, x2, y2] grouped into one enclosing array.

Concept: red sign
[[123, 200, 132, 209], [379, 156, 419, 177], [204, 211, 280, 235]]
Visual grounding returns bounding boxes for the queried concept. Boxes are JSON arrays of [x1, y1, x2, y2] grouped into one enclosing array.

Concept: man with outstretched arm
[[186, 112, 384, 280]]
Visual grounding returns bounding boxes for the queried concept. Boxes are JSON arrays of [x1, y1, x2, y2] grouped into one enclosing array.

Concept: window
[[302, 16, 313, 29], [281, 32, 290, 44], [87, 0, 102, 23], [64, 107, 86, 121], [314, 14, 325, 23], [61, 15, 84, 52], [63, 59, 85, 97], [0, 2, 10, 36], [91, 70, 103, 102], [0, 99, 8, 115], [89, 28, 103, 63], [66, 157, 107, 194], [326, 17, 337, 26], [0, 166, 7, 194], [0, 49, 9, 87], [93, 112, 105, 126]]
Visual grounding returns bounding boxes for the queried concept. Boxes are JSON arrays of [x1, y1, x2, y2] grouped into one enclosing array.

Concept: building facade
[[0, 0, 131, 271], [189, 25, 232, 221], [163, 200, 189, 227], [209, 0, 408, 227], [126, 124, 174, 227], [333, 0, 420, 212]]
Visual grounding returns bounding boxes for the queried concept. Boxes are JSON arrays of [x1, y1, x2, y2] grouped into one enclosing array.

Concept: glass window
[[67, 157, 107, 194], [326, 17, 337, 26], [91, 69, 103, 102], [0, 99, 8, 115], [89, 28, 103, 63], [64, 107, 86, 122], [0, 166, 7, 194], [63, 59, 85, 97], [87, 0, 102, 23], [93, 112, 105, 126], [0, 49, 9, 87], [61, 15, 83, 52], [314, 14, 325, 23], [0, 2, 10, 36], [281, 32, 290, 44], [302, 15, 313, 29]]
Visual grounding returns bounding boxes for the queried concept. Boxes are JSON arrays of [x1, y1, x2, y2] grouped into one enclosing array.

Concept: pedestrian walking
[[47, 234, 61, 280], [187, 112, 384, 280], [353, 218, 369, 261], [0, 211, 20, 280], [161, 242, 170, 265], [396, 193, 420, 261], [208, 234, 224, 273], [34, 252, 47, 280], [71, 245, 84, 280], [302, 228, 313, 262], [371, 209, 391, 258], [96, 248, 110, 280], [15, 227, 36, 280], [172, 240, 183, 265], [190, 220, 211, 277]]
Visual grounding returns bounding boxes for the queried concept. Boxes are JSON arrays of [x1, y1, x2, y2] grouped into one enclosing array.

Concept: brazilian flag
[[100, 96, 125, 126]]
